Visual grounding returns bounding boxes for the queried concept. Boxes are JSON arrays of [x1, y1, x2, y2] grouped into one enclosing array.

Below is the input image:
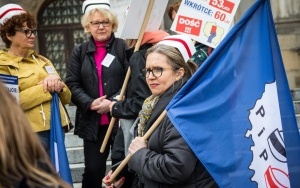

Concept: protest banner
[[0, 73, 19, 102], [171, 0, 241, 48], [120, 0, 168, 39]]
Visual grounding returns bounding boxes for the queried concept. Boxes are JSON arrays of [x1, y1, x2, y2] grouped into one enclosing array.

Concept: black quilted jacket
[[111, 43, 152, 119], [65, 34, 128, 141], [128, 78, 218, 188]]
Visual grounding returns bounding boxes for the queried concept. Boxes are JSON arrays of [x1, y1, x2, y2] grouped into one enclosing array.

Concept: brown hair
[[0, 82, 71, 188], [146, 44, 198, 79], [0, 12, 36, 48], [167, 1, 182, 20]]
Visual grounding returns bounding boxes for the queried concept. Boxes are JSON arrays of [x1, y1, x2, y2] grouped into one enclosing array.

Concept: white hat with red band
[[0, 4, 25, 25], [82, 0, 111, 14], [158, 35, 196, 62]]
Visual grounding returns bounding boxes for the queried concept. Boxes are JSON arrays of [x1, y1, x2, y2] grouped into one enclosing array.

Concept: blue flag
[[166, 0, 300, 187], [50, 92, 73, 185]]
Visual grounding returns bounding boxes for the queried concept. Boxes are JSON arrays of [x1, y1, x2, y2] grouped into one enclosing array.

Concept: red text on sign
[[176, 15, 202, 36], [209, 0, 235, 14]]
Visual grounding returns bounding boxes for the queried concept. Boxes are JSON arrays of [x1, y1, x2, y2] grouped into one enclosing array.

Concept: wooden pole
[[100, 0, 156, 153], [109, 110, 167, 182]]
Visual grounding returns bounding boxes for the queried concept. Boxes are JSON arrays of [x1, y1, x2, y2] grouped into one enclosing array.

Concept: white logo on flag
[[245, 82, 290, 188]]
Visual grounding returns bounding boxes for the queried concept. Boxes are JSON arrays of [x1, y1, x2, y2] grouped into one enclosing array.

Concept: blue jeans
[[37, 129, 65, 156], [37, 130, 50, 154]]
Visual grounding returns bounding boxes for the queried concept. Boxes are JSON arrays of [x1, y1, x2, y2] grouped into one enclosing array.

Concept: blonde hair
[[0, 82, 71, 188], [81, 8, 118, 33]]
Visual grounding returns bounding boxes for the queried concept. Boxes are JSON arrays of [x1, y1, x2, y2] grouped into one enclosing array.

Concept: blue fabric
[[166, 0, 300, 187], [50, 93, 73, 185]]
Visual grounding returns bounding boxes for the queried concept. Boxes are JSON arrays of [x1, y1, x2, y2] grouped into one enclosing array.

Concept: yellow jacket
[[0, 49, 71, 132]]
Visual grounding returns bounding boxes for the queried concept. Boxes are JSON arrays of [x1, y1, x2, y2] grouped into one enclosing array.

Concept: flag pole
[[100, 0, 156, 153], [109, 110, 167, 182]]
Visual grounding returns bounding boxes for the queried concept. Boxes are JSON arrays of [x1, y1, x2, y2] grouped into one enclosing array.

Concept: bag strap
[[80, 42, 89, 63], [113, 38, 126, 70]]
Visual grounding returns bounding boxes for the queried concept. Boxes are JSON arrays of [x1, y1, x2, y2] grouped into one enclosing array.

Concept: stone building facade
[[0, 0, 299, 89]]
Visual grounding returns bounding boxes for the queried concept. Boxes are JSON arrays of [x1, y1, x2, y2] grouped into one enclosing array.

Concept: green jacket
[[0, 49, 71, 132]]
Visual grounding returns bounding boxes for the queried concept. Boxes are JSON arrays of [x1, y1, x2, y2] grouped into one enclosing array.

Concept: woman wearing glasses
[[0, 4, 71, 153], [65, 0, 128, 187], [126, 35, 218, 188]]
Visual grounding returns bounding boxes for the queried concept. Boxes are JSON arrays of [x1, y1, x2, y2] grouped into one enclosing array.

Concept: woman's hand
[[90, 96, 106, 110], [90, 95, 112, 114], [129, 137, 148, 155], [102, 170, 125, 188], [38, 74, 64, 93], [96, 98, 112, 114]]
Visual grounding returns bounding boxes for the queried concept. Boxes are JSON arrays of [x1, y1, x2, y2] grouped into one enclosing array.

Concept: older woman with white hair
[[65, 0, 128, 187]]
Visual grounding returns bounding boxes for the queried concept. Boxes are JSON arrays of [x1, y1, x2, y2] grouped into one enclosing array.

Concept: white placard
[[171, 0, 241, 48], [120, 0, 169, 39], [0, 74, 19, 102], [102, 53, 115, 67]]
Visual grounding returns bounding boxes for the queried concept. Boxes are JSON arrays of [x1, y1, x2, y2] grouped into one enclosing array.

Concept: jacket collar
[[144, 78, 188, 132], [0, 49, 39, 68], [86, 33, 116, 54]]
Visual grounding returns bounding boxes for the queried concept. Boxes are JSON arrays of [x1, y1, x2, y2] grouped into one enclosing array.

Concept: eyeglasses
[[140, 67, 175, 78], [90, 21, 111, 28], [16, 29, 37, 38]]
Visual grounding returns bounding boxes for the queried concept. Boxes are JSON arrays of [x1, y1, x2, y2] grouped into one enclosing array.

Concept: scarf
[[138, 95, 161, 136]]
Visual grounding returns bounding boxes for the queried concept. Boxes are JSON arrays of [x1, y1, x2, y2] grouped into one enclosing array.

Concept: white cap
[[0, 4, 25, 24], [158, 35, 196, 62], [82, 0, 110, 14]]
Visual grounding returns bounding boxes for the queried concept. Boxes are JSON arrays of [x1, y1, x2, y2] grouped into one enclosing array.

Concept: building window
[[38, 0, 89, 79]]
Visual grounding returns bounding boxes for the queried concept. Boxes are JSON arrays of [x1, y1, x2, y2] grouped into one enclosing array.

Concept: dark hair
[[167, 1, 182, 20], [146, 44, 198, 80], [0, 12, 36, 48]]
